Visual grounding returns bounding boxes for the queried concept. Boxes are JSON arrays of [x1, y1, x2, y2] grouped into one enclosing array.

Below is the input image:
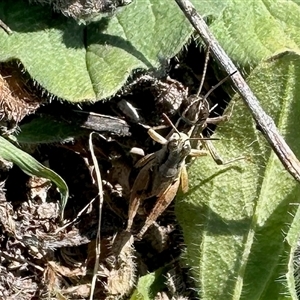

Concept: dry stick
[[89, 132, 104, 300], [0, 250, 44, 272], [175, 0, 300, 182], [0, 19, 12, 35]]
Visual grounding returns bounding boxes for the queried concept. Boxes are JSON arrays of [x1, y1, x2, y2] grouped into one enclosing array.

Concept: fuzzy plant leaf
[[130, 268, 165, 300], [0, 136, 69, 219], [175, 51, 300, 300], [15, 116, 87, 144], [210, 0, 300, 66], [0, 0, 226, 102]]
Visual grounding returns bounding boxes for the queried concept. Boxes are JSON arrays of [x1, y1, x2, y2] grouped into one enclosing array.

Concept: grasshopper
[[126, 115, 213, 239], [126, 47, 242, 239], [177, 46, 241, 165]]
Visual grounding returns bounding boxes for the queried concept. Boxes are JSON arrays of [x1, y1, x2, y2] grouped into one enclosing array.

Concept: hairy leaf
[[176, 51, 300, 299], [0, 0, 226, 102], [130, 268, 165, 300], [211, 0, 300, 66], [16, 116, 87, 144]]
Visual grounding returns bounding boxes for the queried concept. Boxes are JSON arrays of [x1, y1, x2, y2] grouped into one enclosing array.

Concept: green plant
[[1, 0, 300, 299]]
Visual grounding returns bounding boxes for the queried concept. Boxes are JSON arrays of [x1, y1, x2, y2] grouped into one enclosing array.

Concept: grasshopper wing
[[134, 152, 156, 168], [136, 177, 181, 239], [126, 161, 154, 232]]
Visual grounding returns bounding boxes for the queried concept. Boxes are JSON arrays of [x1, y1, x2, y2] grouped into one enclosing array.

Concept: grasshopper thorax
[[159, 132, 191, 179]]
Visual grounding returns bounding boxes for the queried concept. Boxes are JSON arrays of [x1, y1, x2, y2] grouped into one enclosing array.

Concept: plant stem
[[174, 0, 300, 182]]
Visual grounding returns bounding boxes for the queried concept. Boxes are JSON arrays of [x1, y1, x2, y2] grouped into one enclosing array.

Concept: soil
[[0, 40, 232, 299]]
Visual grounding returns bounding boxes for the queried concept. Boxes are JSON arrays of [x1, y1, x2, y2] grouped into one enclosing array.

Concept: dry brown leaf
[[0, 65, 41, 126]]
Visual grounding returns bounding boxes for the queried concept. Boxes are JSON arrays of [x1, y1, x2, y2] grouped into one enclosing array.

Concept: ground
[[0, 41, 231, 299]]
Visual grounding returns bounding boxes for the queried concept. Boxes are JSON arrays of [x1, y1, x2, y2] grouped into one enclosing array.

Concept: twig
[[0, 19, 12, 35], [174, 0, 300, 182], [54, 195, 98, 234], [175, 0, 300, 181], [0, 250, 44, 272], [89, 132, 104, 300]]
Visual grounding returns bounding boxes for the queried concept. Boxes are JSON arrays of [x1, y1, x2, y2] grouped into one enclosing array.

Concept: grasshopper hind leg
[[136, 178, 181, 240], [126, 163, 152, 233]]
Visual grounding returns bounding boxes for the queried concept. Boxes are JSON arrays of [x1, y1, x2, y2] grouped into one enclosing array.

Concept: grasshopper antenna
[[192, 71, 237, 117], [162, 113, 181, 135], [181, 45, 211, 119], [189, 137, 219, 141], [180, 43, 236, 127], [162, 113, 219, 141], [185, 37, 238, 126], [196, 44, 210, 97], [202, 70, 237, 101]]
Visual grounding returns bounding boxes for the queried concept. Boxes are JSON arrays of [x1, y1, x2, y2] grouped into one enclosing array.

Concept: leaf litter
[[0, 41, 233, 299]]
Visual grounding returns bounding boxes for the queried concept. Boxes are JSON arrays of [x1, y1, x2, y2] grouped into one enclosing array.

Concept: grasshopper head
[[159, 132, 191, 178], [167, 132, 191, 158]]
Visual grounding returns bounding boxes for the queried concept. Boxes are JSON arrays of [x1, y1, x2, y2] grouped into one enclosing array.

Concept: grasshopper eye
[[168, 139, 179, 150], [182, 141, 191, 155]]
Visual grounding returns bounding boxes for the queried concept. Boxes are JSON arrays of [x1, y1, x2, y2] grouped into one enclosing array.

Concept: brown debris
[[0, 41, 224, 298], [0, 64, 42, 132], [98, 231, 136, 298]]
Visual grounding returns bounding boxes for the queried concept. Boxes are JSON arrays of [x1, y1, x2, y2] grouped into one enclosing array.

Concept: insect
[[177, 45, 239, 165], [126, 115, 212, 239], [126, 46, 243, 239]]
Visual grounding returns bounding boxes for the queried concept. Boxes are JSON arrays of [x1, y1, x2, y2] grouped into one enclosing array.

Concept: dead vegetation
[[0, 42, 229, 299]]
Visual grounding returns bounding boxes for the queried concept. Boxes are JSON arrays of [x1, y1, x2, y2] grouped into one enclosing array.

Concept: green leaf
[[176, 51, 300, 299], [16, 116, 87, 144], [0, 0, 226, 102], [210, 0, 300, 65], [0, 136, 69, 219], [130, 268, 165, 300]]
